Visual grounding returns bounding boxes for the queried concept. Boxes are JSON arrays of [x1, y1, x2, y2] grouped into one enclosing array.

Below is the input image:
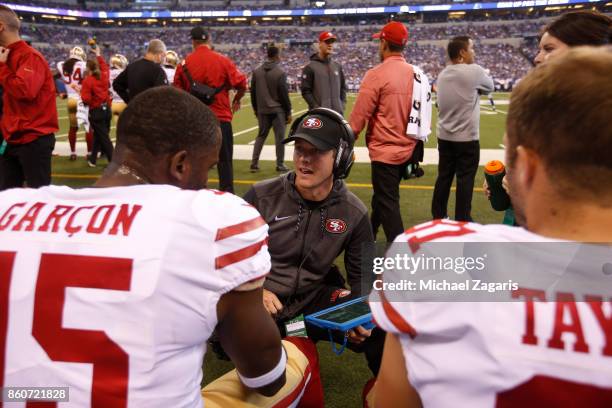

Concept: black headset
[[288, 107, 355, 180]]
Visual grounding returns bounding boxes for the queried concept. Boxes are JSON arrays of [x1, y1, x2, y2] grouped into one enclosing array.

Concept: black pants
[[371, 161, 409, 244], [279, 285, 386, 376], [432, 139, 480, 222], [251, 112, 286, 167], [218, 121, 234, 193], [0, 134, 55, 190], [89, 105, 113, 165]]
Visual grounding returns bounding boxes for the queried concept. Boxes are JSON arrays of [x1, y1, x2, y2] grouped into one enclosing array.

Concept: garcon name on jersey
[[0, 201, 142, 237]]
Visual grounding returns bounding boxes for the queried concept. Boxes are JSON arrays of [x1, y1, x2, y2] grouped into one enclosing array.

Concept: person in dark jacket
[[112, 39, 168, 104], [250, 46, 292, 173], [81, 47, 112, 167], [244, 109, 384, 378], [300, 31, 347, 116]]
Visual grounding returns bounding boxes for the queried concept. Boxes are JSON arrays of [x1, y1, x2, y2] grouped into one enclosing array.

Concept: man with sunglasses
[[300, 31, 348, 116]]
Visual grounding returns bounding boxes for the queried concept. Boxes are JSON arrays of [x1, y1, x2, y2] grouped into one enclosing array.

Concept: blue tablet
[[305, 296, 375, 332]]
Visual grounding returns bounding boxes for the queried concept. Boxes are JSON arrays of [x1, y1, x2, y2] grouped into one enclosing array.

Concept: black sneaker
[[250, 164, 260, 173], [276, 164, 289, 172]]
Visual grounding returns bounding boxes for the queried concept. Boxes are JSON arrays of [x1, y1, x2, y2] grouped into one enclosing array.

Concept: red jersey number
[[63, 67, 83, 86], [0, 251, 132, 408]]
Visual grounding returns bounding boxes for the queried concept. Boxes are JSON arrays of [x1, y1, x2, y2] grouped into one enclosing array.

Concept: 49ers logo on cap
[[302, 118, 323, 129], [325, 219, 347, 234]]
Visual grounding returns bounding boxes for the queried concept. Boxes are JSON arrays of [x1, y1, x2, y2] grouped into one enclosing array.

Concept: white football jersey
[[109, 67, 125, 103], [370, 220, 612, 407], [0, 185, 270, 407], [57, 60, 87, 100], [162, 66, 176, 85]]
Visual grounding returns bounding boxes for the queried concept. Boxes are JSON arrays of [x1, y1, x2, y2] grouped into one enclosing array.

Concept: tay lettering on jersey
[[0, 201, 142, 237], [514, 287, 612, 357]]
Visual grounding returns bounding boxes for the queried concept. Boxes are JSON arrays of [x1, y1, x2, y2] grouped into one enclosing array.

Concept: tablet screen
[[315, 300, 371, 324]]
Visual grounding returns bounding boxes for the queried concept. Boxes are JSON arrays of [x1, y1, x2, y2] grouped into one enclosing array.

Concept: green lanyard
[[0, 140, 7, 156]]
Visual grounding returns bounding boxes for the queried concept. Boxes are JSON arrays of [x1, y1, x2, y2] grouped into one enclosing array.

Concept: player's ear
[[515, 145, 538, 192], [169, 150, 190, 187]]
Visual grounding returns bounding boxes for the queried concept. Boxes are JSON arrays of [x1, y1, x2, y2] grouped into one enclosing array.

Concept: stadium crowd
[[25, 20, 540, 89]]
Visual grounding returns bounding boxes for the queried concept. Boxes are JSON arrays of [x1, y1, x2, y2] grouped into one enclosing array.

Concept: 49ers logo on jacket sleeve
[[325, 219, 347, 234], [302, 118, 323, 129]]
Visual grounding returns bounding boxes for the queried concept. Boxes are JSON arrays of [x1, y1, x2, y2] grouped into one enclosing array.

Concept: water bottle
[[484, 160, 511, 211]]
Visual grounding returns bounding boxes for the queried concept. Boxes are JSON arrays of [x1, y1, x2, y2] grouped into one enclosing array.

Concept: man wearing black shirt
[[113, 39, 168, 103]]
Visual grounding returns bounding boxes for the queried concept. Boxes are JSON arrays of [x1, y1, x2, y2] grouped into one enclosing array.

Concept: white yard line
[[481, 105, 508, 114], [55, 126, 117, 140], [235, 108, 308, 139]]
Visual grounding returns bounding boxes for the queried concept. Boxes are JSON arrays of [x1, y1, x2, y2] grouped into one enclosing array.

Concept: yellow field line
[[51, 174, 484, 192]]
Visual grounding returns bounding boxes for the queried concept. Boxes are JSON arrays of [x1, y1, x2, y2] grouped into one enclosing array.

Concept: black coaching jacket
[[244, 172, 374, 318], [300, 53, 347, 116]]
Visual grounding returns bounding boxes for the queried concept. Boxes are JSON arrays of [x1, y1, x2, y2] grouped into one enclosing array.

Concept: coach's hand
[[347, 325, 371, 344], [262, 289, 283, 316], [0, 47, 10, 64], [231, 100, 241, 113]]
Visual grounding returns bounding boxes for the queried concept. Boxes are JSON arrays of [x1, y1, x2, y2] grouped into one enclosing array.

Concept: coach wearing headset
[[244, 109, 384, 381]]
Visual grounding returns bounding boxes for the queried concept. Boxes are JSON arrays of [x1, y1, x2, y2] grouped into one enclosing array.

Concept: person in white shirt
[[0, 87, 311, 407], [57, 46, 93, 160], [162, 50, 178, 84], [109, 53, 128, 122]]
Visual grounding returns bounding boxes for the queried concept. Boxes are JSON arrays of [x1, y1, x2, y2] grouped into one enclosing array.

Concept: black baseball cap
[[191, 26, 209, 41], [283, 113, 344, 151]]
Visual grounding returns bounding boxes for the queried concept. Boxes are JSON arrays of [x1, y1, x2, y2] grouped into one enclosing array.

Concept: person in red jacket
[[174, 26, 247, 193], [0, 5, 58, 190], [81, 46, 112, 167]]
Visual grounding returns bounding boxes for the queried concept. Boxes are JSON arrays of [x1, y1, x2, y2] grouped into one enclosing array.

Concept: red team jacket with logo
[[370, 219, 612, 407]]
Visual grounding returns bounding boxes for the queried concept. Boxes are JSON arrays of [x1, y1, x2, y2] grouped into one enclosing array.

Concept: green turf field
[[51, 92, 510, 407]]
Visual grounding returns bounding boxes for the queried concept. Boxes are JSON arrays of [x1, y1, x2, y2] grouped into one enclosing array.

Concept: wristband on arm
[[237, 346, 287, 389]]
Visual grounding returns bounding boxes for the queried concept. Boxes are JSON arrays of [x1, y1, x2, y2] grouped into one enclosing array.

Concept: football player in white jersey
[[109, 53, 128, 122], [162, 50, 178, 84], [57, 46, 93, 160], [0, 87, 311, 407], [369, 47, 612, 407]]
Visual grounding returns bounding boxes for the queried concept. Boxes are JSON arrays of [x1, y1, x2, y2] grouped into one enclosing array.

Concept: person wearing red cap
[[300, 31, 347, 115], [349, 21, 418, 244]]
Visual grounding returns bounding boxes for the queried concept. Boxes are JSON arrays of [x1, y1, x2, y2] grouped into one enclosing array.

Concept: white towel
[[76, 100, 90, 133], [406, 65, 432, 142]]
